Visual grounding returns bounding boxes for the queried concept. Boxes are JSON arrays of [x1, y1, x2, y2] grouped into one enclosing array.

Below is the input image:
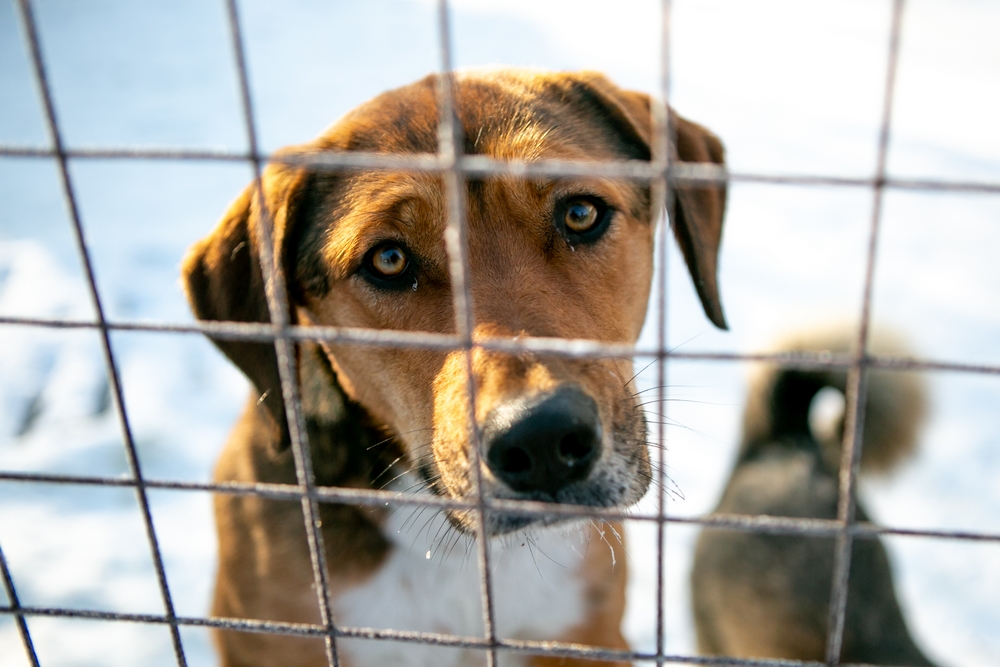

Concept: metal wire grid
[[1, 0, 999, 665]]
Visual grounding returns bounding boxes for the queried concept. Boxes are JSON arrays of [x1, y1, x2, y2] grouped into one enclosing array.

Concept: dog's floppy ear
[[669, 116, 728, 330], [182, 157, 315, 442], [568, 72, 728, 330]]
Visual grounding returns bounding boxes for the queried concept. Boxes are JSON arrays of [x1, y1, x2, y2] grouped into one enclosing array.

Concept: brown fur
[[183, 68, 727, 666], [691, 326, 937, 666]]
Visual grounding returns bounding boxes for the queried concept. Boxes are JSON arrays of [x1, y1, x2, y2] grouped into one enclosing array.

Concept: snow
[[1, 1, 998, 665]]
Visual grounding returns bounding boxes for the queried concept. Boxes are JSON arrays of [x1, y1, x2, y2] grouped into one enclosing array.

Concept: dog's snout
[[484, 388, 601, 497]]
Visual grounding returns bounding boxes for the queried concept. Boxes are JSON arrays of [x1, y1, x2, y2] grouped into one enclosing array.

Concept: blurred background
[[1, 0, 998, 665]]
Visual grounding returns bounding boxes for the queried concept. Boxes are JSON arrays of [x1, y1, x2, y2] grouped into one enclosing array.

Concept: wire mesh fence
[[1, 0, 999, 666]]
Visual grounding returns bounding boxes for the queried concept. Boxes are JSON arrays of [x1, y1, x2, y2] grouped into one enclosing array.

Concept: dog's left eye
[[557, 196, 612, 242]]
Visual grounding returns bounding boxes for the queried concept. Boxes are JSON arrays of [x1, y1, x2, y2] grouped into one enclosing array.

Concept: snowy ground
[[1, 1, 999, 665]]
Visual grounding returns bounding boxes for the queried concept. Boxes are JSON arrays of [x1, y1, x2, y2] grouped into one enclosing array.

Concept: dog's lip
[[443, 504, 586, 537], [422, 461, 621, 508], [438, 481, 625, 535]]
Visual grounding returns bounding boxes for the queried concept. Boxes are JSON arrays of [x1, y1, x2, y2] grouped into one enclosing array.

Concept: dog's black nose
[[484, 387, 601, 497]]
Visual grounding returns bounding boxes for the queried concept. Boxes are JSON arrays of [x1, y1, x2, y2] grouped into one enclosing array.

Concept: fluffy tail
[[739, 326, 928, 474]]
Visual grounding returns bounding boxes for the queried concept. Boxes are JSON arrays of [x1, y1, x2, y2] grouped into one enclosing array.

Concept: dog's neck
[[258, 340, 404, 490]]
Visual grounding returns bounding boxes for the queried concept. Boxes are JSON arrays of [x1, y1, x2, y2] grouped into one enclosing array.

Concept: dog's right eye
[[564, 199, 599, 232], [361, 242, 414, 289], [370, 244, 408, 277], [555, 195, 613, 244]]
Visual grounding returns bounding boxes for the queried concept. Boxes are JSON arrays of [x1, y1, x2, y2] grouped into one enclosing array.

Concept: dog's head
[[183, 69, 726, 534]]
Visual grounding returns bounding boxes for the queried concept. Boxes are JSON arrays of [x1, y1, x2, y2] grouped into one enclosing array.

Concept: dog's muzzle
[[482, 387, 601, 499]]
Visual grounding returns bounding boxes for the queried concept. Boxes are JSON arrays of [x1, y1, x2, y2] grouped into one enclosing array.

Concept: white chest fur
[[333, 490, 592, 667]]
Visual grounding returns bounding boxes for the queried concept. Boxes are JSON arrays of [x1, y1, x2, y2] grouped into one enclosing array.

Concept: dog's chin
[[443, 507, 575, 536], [442, 482, 645, 537]]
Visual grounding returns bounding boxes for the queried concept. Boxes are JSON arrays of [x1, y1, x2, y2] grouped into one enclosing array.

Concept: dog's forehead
[[324, 68, 646, 161], [305, 69, 654, 284]]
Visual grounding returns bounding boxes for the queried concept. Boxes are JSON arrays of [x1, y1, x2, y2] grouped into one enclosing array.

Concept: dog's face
[[184, 69, 727, 534]]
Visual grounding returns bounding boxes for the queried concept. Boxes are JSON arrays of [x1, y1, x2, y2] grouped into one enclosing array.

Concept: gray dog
[[692, 328, 937, 666]]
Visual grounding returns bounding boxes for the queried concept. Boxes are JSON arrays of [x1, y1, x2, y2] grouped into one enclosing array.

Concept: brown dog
[[691, 328, 937, 665], [183, 68, 727, 667]]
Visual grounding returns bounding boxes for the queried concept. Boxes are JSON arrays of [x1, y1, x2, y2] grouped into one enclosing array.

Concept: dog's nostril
[[498, 446, 531, 474], [559, 432, 593, 464]]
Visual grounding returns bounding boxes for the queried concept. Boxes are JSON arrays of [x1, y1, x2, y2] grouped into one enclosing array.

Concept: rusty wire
[[652, 1, 675, 664], [222, 0, 343, 664], [824, 2, 906, 664], [12, 0, 189, 664], [1, 0, 996, 665]]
